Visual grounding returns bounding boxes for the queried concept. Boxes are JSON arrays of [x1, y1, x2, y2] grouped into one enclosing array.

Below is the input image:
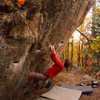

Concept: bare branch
[[76, 29, 90, 41]]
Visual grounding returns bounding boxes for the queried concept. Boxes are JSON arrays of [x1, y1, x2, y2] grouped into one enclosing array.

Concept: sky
[[73, 30, 80, 41]]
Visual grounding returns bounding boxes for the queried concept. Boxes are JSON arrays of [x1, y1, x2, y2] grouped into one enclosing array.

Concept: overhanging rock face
[[0, 0, 94, 99]]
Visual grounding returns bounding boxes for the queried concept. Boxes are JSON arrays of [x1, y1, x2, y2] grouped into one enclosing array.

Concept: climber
[[28, 45, 70, 82]]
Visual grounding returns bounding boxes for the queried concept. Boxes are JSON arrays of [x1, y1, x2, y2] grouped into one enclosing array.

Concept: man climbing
[[28, 45, 70, 82]]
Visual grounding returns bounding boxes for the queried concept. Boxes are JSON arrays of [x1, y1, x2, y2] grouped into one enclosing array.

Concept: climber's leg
[[28, 72, 48, 81]]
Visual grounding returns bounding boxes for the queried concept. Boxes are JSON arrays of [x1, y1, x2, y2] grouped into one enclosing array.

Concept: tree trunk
[[77, 39, 81, 67], [71, 36, 74, 67], [0, 0, 94, 100]]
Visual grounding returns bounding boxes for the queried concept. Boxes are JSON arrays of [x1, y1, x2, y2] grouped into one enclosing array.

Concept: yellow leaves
[[96, 6, 100, 11], [95, 10, 100, 15], [91, 41, 100, 53]]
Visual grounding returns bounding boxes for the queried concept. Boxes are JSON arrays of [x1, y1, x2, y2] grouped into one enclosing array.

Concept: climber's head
[[64, 58, 70, 68]]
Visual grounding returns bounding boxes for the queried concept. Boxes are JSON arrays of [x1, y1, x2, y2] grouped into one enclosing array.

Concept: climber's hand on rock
[[49, 45, 56, 54]]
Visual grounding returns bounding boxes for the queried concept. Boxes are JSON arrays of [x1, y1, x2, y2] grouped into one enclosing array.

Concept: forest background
[[63, 0, 100, 75]]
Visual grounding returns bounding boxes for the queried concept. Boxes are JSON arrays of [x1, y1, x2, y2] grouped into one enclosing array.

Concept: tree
[[92, 1, 100, 37], [70, 36, 74, 66], [0, 0, 94, 100]]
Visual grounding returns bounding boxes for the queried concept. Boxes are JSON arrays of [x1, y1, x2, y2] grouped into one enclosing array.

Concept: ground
[[54, 69, 100, 100]]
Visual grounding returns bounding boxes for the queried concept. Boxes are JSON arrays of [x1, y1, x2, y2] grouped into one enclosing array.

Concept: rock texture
[[0, 0, 94, 100]]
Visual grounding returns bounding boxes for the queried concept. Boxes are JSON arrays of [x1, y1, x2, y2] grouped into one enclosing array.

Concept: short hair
[[64, 59, 70, 68]]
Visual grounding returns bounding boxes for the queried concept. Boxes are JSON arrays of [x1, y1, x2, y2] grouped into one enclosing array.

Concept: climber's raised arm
[[49, 45, 63, 66]]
